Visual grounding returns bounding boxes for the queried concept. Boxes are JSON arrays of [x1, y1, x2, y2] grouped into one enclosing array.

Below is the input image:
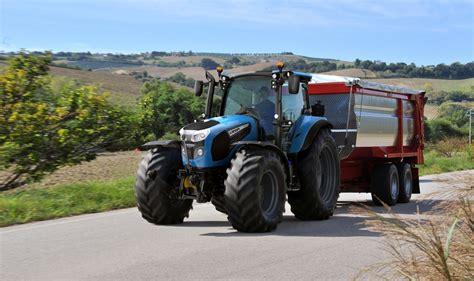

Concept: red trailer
[[307, 74, 426, 205]]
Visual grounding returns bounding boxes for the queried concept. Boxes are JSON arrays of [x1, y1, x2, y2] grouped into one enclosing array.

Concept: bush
[[425, 119, 466, 142], [427, 138, 469, 157], [438, 102, 471, 129]]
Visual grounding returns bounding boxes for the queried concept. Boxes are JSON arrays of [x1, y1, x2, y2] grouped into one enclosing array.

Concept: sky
[[0, 0, 473, 65]]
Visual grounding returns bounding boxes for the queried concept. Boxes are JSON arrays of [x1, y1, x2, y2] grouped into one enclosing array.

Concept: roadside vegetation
[[355, 174, 473, 280], [0, 177, 135, 227]]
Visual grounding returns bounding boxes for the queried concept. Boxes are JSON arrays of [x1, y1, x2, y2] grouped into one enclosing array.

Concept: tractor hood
[[179, 115, 259, 168]]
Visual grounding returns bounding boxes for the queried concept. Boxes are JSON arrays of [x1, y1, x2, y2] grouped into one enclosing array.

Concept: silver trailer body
[[307, 74, 423, 160]]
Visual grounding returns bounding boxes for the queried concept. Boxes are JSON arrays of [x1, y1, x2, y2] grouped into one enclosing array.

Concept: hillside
[[0, 60, 142, 105], [49, 66, 142, 105], [2, 53, 473, 108], [322, 68, 377, 78]]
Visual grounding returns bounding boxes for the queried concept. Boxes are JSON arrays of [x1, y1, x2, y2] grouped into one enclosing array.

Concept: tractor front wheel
[[224, 149, 286, 232], [135, 148, 193, 224]]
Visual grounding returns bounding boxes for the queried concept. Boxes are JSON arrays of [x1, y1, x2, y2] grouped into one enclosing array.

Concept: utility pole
[[468, 109, 473, 147]]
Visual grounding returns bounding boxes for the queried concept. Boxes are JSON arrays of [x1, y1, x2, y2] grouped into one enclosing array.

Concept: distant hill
[[1, 53, 473, 108]]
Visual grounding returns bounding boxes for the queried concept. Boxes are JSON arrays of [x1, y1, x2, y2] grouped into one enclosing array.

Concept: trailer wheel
[[397, 163, 413, 203], [288, 128, 340, 220], [224, 149, 286, 232], [211, 195, 227, 214], [371, 164, 399, 206], [135, 148, 192, 224]]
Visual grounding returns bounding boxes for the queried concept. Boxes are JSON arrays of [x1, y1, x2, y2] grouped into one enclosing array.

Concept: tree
[[138, 80, 205, 140], [0, 52, 133, 190]]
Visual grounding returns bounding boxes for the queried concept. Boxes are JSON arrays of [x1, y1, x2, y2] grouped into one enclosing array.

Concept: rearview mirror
[[288, 75, 300, 94], [194, 80, 204, 97]]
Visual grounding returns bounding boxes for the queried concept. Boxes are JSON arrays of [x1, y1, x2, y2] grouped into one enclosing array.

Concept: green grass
[[0, 177, 136, 227], [419, 150, 474, 176]]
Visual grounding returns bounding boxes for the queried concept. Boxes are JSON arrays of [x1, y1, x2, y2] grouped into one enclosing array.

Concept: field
[[0, 60, 143, 105], [370, 77, 474, 92], [322, 68, 377, 78], [100, 61, 277, 81], [49, 66, 143, 105], [20, 151, 143, 190]]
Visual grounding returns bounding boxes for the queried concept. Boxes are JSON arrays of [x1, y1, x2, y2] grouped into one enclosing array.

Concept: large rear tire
[[397, 163, 413, 203], [371, 164, 399, 206], [135, 148, 192, 224], [288, 128, 340, 220], [224, 149, 286, 232]]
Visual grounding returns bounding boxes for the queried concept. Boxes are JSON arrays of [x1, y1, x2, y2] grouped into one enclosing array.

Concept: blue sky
[[1, 0, 472, 65]]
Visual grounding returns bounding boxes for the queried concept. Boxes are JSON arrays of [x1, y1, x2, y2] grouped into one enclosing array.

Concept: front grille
[[183, 142, 195, 160]]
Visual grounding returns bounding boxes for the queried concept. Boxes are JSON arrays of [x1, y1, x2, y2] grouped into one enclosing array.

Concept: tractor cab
[[194, 64, 313, 150]]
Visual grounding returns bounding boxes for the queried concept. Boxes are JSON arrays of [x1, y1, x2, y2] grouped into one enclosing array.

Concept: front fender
[[288, 115, 332, 154]]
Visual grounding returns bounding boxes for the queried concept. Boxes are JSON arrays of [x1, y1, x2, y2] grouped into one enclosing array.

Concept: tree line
[[354, 59, 474, 79]]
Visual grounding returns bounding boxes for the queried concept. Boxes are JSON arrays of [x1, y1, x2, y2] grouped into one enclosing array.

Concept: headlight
[[194, 147, 204, 158], [191, 129, 211, 142]]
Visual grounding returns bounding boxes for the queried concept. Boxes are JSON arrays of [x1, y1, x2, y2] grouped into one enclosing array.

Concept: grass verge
[[420, 150, 474, 176], [0, 177, 135, 227]]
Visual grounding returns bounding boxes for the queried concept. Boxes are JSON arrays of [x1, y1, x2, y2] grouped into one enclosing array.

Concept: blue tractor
[[135, 63, 340, 232]]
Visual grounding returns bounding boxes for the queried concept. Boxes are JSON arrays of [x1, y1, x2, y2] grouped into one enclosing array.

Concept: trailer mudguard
[[287, 115, 332, 154], [232, 141, 290, 185]]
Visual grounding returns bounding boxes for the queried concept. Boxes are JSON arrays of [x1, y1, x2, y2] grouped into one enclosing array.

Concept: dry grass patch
[[354, 173, 473, 280]]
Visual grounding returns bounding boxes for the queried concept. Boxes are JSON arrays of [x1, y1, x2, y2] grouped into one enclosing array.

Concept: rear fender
[[288, 116, 332, 154], [232, 141, 290, 186]]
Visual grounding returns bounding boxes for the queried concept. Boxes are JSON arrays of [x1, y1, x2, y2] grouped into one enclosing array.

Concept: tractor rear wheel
[[135, 148, 192, 224], [224, 149, 286, 232], [371, 164, 399, 206], [288, 128, 340, 220]]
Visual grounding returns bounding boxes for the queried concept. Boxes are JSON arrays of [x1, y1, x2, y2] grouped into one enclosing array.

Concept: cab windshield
[[223, 75, 305, 135]]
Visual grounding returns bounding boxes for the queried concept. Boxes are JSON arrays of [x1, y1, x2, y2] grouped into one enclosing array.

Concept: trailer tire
[[211, 195, 227, 214], [371, 164, 399, 206], [397, 163, 413, 203], [224, 149, 286, 232], [288, 128, 340, 220], [135, 148, 192, 224]]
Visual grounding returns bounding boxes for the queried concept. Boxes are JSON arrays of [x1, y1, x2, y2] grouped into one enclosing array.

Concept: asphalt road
[[1, 171, 470, 280]]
